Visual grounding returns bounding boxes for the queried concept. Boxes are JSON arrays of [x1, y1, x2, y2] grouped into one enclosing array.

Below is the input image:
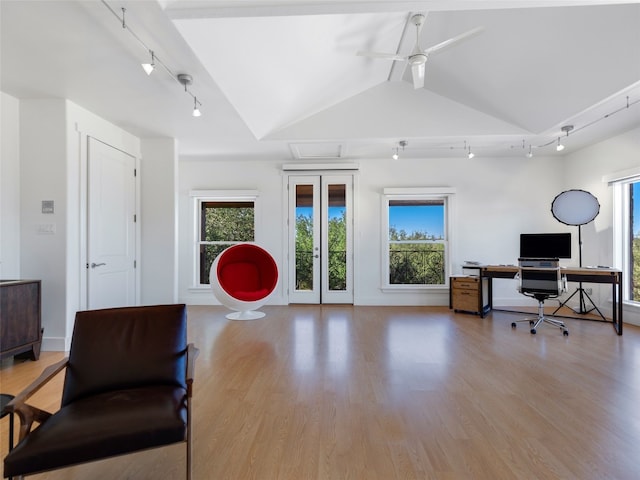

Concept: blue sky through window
[[296, 207, 344, 220], [389, 204, 444, 239]]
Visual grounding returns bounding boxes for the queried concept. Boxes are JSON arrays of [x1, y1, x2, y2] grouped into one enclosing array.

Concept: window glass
[[631, 181, 639, 301], [386, 198, 447, 286], [197, 200, 255, 285]]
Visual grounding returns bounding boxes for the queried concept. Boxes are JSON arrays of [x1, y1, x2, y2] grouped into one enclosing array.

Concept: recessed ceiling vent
[[289, 143, 345, 159]]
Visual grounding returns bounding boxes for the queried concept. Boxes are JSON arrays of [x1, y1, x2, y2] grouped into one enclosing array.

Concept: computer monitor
[[519, 232, 572, 259]]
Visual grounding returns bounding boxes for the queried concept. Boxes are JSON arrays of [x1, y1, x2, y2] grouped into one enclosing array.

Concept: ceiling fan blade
[[357, 51, 406, 62], [411, 62, 425, 89], [422, 26, 484, 55]]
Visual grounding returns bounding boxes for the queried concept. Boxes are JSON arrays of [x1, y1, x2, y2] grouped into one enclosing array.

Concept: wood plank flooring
[[1, 305, 640, 479]]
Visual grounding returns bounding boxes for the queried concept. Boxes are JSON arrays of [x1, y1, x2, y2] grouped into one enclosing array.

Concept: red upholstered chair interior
[[210, 243, 279, 320]]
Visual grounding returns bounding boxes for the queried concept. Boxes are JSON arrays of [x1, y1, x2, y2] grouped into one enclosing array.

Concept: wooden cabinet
[[0, 280, 42, 360], [450, 276, 489, 315]]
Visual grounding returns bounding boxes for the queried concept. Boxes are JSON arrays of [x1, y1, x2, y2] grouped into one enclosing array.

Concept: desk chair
[[3, 304, 198, 480], [511, 265, 568, 336]]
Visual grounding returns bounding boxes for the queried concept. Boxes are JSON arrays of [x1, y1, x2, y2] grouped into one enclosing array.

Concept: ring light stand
[[551, 189, 602, 316]]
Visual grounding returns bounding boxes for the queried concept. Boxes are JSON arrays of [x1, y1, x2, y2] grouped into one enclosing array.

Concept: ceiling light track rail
[[101, 1, 203, 116]]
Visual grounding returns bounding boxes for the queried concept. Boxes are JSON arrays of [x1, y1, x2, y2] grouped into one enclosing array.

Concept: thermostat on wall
[[42, 200, 54, 214]]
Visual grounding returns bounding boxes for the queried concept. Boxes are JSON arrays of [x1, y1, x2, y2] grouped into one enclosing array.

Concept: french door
[[288, 175, 353, 304]]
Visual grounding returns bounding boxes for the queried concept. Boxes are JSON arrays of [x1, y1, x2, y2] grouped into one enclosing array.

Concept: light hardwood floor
[[1, 305, 640, 479]]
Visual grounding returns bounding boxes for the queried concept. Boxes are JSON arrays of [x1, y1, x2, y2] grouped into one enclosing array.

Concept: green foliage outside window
[[388, 226, 445, 285], [199, 202, 254, 284], [294, 211, 348, 291]]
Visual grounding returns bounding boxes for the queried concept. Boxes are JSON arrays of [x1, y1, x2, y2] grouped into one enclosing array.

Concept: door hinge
[[134, 168, 137, 177], [134, 260, 137, 268], [134, 214, 136, 223]]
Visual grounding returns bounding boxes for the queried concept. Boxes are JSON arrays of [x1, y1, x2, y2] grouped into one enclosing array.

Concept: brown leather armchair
[[3, 304, 198, 479]]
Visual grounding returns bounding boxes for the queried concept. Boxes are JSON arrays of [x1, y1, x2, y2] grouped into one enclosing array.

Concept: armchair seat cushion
[[4, 385, 187, 478]]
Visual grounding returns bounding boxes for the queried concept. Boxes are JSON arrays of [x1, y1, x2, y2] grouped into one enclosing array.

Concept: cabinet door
[[0, 282, 40, 352]]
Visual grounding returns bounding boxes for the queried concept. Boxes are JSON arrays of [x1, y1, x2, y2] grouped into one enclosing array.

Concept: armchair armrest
[[5, 357, 69, 442], [185, 344, 199, 398]]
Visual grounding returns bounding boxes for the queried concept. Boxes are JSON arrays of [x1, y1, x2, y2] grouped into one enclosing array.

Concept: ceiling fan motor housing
[[409, 53, 427, 65]]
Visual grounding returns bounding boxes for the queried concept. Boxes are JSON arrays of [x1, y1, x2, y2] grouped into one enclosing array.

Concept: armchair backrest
[[61, 304, 187, 406]]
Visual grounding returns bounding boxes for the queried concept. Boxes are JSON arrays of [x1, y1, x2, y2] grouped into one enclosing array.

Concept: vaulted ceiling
[[1, 0, 639, 160]]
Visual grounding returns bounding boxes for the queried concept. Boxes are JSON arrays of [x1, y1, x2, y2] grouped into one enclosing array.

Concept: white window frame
[[608, 170, 640, 305], [190, 190, 260, 288], [381, 187, 455, 290]]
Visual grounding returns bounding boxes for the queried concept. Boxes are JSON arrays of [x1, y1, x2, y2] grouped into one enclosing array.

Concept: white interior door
[[288, 175, 353, 304], [87, 137, 137, 309]]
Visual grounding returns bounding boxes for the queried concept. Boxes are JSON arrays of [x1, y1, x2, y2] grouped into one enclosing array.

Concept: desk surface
[[481, 265, 621, 276]]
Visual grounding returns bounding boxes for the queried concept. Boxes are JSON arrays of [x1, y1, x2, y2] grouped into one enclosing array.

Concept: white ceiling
[[1, 0, 639, 161]]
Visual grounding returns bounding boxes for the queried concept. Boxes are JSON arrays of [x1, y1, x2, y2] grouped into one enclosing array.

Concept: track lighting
[[556, 125, 573, 151], [141, 50, 155, 75], [526, 145, 533, 158], [177, 74, 203, 117], [192, 96, 202, 117], [467, 146, 474, 159], [392, 140, 407, 160], [102, 1, 203, 118]]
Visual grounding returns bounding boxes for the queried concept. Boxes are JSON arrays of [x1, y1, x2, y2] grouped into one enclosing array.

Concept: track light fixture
[[556, 125, 573, 151], [177, 74, 203, 117], [192, 96, 202, 117], [141, 50, 155, 75], [465, 142, 474, 159], [392, 140, 408, 160], [102, 1, 203, 118], [526, 145, 533, 158]]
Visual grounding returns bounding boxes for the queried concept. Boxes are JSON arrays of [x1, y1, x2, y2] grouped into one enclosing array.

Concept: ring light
[[551, 189, 600, 226]]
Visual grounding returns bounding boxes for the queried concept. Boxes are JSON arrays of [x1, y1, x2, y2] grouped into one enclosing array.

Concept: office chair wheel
[[529, 320, 535, 326], [530, 328, 537, 334], [563, 330, 569, 337], [511, 322, 516, 328]]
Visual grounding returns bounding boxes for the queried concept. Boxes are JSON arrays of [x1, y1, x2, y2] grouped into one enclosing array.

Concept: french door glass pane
[[295, 185, 314, 291], [328, 184, 347, 291]]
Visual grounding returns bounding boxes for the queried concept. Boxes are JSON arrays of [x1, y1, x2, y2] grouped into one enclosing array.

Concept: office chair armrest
[[185, 344, 199, 398], [5, 357, 69, 441]]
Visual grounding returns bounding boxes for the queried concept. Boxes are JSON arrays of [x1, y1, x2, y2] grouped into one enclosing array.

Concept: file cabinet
[[450, 275, 489, 315]]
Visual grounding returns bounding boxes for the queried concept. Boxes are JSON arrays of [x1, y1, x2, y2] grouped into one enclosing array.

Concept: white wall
[[140, 138, 179, 305], [178, 158, 285, 305], [20, 99, 69, 350], [18, 98, 143, 351], [178, 153, 571, 307], [0, 92, 21, 279]]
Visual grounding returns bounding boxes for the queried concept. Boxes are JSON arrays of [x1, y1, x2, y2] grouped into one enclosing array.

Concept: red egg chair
[[210, 243, 279, 320]]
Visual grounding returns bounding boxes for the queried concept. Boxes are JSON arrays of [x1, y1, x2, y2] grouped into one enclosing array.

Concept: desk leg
[[486, 275, 493, 315], [614, 272, 623, 335]]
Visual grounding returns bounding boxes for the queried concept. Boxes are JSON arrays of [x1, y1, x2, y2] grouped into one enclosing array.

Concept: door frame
[[79, 133, 141, 311], [285, 172, 355, 304]]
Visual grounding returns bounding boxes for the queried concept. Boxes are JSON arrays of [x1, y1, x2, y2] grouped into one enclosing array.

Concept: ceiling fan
[[357, 14, 483, 89]]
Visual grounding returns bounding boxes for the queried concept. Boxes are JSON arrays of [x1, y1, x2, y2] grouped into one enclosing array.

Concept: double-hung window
[[191, 191, 258, 286], [382, 188, 453, 288], [610, 174, 640, 304]]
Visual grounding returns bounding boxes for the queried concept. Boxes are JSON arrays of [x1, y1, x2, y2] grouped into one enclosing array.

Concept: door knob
[[90, 262, 106, 268]]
